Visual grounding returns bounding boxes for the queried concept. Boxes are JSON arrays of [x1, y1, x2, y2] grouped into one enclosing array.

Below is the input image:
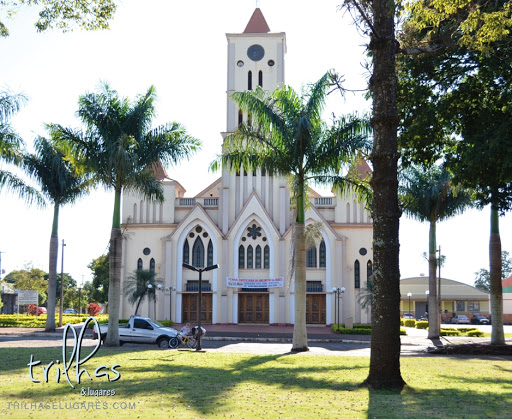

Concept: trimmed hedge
[[415, 321, 429, 329], [0, 313, 109, 328], [404, 319, 416, 328], [466, 330, 484, 337], [440, 328, 461, 336], [331, 324, 407, 336]]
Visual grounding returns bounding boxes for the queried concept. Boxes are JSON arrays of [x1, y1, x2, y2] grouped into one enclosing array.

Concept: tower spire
[[243, 6, 270, 33]]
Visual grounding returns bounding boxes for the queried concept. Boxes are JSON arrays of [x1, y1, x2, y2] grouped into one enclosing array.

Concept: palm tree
[[24, 134, 91, 332], [50, 83, 200, 346], [400, 164, 472, 339], [0, 91, 43, 205], [124, 269, 162, 316], [211, 72, 371, 352]]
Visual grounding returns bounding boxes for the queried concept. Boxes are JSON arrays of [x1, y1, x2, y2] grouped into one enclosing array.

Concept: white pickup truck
[[92, 316, 179, 349]]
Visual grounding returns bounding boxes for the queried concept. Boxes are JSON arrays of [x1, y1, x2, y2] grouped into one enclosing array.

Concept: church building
[[118, 8, 373, 326]]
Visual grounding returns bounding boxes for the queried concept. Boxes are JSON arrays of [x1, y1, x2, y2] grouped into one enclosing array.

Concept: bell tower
[[220, 8, 287, 233]]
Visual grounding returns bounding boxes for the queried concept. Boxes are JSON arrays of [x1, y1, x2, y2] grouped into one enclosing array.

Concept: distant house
[[503, 275, 512, 323], [0, 282, 16, 314], [400, 277, 490, 320]]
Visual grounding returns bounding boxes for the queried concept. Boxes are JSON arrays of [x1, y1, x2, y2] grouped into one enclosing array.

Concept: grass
[[0, 345, 511, 418]]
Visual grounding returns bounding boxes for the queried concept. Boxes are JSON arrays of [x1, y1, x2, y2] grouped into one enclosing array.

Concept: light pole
[[148, 283, 163, 320], [59, 239, 66, 327], [182, 263, 218, 351], [167, 286, 176, 322], [425, 290, 429, 322], [407, 292, 412, 316], [77, 284, 82, 315], [331, 287, 345, 332], [437, 245, 442, 324]]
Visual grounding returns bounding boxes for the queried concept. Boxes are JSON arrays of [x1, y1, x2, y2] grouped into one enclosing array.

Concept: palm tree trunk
[[428, 220, 439, 339], [291, 182, 308, 352], [490, 205, 504, 345], [45, 203, 59, 332], [364, 0, 405, 390], [105, 187, 122, 347]]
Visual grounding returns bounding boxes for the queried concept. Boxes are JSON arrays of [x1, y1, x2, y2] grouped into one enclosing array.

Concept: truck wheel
[[158, 338, 170, 349], [169, 337, 179, 349]]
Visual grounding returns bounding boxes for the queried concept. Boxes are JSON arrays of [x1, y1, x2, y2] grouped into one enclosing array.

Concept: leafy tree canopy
[[474, 250, 512, 292], [4, 265, 48, 304], [88, 252, 108, 303], [1, 0, 117, 37]]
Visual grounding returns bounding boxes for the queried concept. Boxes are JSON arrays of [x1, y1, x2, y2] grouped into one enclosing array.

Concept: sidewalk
[[0, 323, 498, 347]]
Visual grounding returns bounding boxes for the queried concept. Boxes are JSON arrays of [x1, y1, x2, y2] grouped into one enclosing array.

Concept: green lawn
[[1, 346, 510, 418]]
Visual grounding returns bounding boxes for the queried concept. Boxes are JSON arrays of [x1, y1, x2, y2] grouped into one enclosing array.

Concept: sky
[[0, 0, 510, 288]]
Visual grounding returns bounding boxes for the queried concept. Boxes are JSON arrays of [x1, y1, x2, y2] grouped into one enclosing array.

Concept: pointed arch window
[[192, 237, 204, 268], [183, 240, 190, 264], [137, 258, 143, 270], [307, 246, 317, 268], [247, 245, 254, 269], [255, 245, 262, 269], [355, 260, 360, 288], [248, 71, 252, 90], [258, 70, 263, 87], [263, 245, 270, 269], [319, 240, 326, 268], [367, 260, 373, 280], [239, 245, 245, 269], [238, 109, 243, 126], [150, 258, 155, 272], [207, 240, 213, 266], [346, 203, 350, 223], [133, 203, 137, 222]]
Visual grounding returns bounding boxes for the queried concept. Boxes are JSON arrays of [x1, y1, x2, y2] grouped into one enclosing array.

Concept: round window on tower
[[268, 60, 275, 67], [247, 44, 265, 61], [237, 60, 244, 67]]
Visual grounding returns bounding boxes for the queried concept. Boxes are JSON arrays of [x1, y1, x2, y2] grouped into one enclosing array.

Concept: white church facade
[[118, 8, 373, 326]]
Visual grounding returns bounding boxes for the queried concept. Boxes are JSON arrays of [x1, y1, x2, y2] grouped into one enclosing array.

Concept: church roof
[[244, 8, 270, 33], [150, 160, 170, 180]]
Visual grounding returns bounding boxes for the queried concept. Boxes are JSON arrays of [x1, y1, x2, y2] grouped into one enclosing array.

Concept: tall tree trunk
[[45, 203, 59, 332], [490, 205, 504, 345], [428, 220, 440, 339], [364, 0, 405, 390], [105, 187, 122, 346], [292, 181, 308, 352]]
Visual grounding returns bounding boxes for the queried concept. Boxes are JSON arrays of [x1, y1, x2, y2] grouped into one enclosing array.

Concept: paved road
[[0, 331, 430, 357]]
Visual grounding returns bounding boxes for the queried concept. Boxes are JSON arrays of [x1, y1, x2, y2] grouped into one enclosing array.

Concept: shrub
[[440, 329, 461, 336], [458, 327, 477, 333], [159, 320, 174, 327], [416, 321, 429, 329], [404, 319, 416, 328], [87, 303, 102, 316], [400, 328, 407, 335], [466, 330, 484, 337], [26, 304, 37, 315]]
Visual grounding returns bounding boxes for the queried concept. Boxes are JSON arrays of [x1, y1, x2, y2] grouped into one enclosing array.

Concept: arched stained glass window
[[367, 260, 373, 280], [239, 245, 245, 269], [247, 245, 253, 269], [137, 258, 143, 270], [258, 70, 263, 87], [307, 246, 317, 268], [355, 260, 360, 288], [238, 109, 243, 126], [150, 258, 155, 272], [192, 237, 204, 268], [255, 245, 262, 269], [248, 71, 252, 90], [319, 240, 326, 268], [207, 240, 213, 266], [183, 240, 190, 264], [264, 245, 270, 269]]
